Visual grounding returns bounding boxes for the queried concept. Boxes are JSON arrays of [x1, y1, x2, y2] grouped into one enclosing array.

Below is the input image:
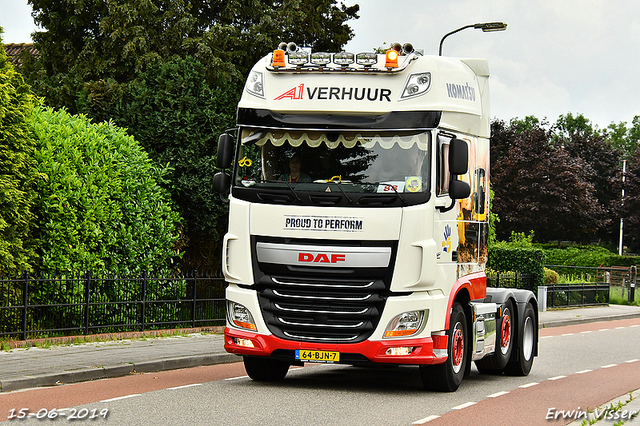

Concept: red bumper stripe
[[225, 327, 447, 365]]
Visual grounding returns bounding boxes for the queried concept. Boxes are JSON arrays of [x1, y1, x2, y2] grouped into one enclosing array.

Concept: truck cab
[[215, 43, 538, 391]]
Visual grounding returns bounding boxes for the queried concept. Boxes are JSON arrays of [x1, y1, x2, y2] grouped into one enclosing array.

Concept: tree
[[617, 146, 640, 252], [0, 33, 38, 271], [491, 120, 606, 244], [607, 116, 640, 160], [555, 113, 621, 242], [26, 0, 360, 111], [23, 0, 360, 271], [99, 56, 240, 269]]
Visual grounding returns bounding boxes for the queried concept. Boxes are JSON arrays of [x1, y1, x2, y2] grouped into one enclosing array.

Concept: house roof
[[3, 43, 40, 66]]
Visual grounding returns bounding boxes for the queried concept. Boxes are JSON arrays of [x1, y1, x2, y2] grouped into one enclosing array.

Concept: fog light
[[384, 310, 427, 338], [233, 338, 255, 348], [227, 301, 257, 331], [386, 347, 415, 356]]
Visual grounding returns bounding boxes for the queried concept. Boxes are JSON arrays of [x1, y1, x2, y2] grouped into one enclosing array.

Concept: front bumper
[[225, 327, 448, 365]]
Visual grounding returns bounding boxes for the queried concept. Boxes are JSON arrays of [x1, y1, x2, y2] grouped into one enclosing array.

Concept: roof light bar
[[356, 52, 377, 67], [288, 51, 309, 66], [310, 52, 332, 66], [333, 51, 355, 66]]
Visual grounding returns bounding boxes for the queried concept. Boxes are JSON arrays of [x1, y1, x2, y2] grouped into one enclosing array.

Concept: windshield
[[234, 129, 431, 197]]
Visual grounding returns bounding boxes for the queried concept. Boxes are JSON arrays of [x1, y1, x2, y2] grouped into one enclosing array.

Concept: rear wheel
[[243, 356, 290, 381], [475, 299, 514, 373], [420, 302, 468, 392], [504, 303, 536, 376]]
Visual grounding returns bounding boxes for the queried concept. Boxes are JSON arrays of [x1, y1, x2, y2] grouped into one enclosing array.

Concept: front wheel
[[420, 302, 468, 392], [243, 356, 290, 381], [504, 303, 536, 376]]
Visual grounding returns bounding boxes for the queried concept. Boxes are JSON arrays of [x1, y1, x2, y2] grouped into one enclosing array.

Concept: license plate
[[295, 350, 340, 363]]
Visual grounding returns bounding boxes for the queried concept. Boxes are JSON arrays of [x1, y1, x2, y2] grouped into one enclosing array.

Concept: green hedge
[[0, 38, 37, 271], [31, 107, 182, 273], [488, 242, 545, 289], [543, 245, 640, 268]]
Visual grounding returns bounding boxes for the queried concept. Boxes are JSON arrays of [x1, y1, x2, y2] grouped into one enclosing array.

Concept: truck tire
[[475, 299, 514, 373], [420, 302, 468, 392], [504, 302, 536, 376], [243, 356, 290, 381]]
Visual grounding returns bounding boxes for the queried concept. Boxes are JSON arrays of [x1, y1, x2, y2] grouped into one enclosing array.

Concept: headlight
[[246, 71, 264, 98], [383, 310, 427, 338], [400, 72, 432, 100], [227, 301, 257, 331]]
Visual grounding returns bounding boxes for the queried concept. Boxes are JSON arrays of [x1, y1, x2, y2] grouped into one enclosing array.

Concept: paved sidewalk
[[1, 304, 639, 393]]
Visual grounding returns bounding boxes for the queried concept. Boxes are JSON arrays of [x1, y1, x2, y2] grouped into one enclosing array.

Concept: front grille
[[253, 238, 396, 344]]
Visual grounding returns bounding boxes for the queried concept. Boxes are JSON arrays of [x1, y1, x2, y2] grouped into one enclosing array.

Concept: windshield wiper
[[378, 182, 408, 205], [280, 180, 301, 202], [255, 179, 301, 202], [329, 182, 353, 204]]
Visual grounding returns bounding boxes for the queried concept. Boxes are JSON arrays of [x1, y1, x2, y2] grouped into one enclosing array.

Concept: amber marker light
[[384, 329, 418, 338], [385, 49, 399, 68], [233, 320, 257, 331], [272, 49, 286, 67]]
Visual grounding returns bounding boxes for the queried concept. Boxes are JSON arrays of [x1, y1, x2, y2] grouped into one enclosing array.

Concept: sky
[[1, 0, 640, 130]]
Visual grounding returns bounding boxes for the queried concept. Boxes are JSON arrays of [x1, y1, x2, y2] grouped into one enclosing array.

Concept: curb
[[539, 312, 640, 329], [0, 353, 239, 393]]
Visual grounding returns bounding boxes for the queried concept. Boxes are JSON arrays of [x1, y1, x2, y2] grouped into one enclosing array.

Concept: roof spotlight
[[403, 43, 414, 54]]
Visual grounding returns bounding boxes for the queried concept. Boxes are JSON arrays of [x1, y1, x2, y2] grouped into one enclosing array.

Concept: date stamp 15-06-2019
[[8, 408, 109, 421]]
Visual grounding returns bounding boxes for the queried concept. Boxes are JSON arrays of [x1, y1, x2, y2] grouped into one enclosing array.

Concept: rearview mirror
[[449, 138, 468, 175], [213, 171, 231, 193], [449, 179, 471, 200], [217, 134, 235, 169]]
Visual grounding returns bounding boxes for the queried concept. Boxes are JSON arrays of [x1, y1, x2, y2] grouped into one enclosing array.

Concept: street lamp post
[[439, 22, 508, 56], [619, 159, 627, 256]]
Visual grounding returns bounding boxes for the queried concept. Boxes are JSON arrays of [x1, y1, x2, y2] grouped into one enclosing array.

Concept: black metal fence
[[487, 271, 536, 291], [544, 283, 610, 307], [0, 271, 227, 340]]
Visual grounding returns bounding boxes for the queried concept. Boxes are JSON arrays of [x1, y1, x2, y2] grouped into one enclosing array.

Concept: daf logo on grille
[[298, 253, 346, 263]]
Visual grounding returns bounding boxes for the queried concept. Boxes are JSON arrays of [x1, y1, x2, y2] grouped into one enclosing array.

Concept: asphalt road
[[2, 318, 639, 426]]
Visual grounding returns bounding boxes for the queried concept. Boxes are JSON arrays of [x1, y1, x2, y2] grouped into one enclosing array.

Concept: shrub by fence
[[487, 244, 545, 291], [0, 271, 226, 340]]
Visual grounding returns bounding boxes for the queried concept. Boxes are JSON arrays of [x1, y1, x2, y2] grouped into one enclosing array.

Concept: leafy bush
[[0, 38, 37, 271], [488, 242, 545, 290], [31, 107, 182, 273], [544, 268, 559, 284]]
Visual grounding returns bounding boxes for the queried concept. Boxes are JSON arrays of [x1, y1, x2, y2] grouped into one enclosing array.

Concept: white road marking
[[488, 390, 509, 398], [100, 394, 141, 402], [549, 375, 567, 380], [452, 402, 476, 410], [519, 382, 538, 388], [168, 384, 202, 390], [413, 415, 440, 424], [224, 375, 249, 380]]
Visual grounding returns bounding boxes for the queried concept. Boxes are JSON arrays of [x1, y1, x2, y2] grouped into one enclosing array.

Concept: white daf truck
[[213, 41, 538, 391]]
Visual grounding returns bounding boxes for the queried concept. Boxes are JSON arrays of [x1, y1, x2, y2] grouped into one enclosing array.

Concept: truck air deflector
[[237, 108, 442, 130]]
